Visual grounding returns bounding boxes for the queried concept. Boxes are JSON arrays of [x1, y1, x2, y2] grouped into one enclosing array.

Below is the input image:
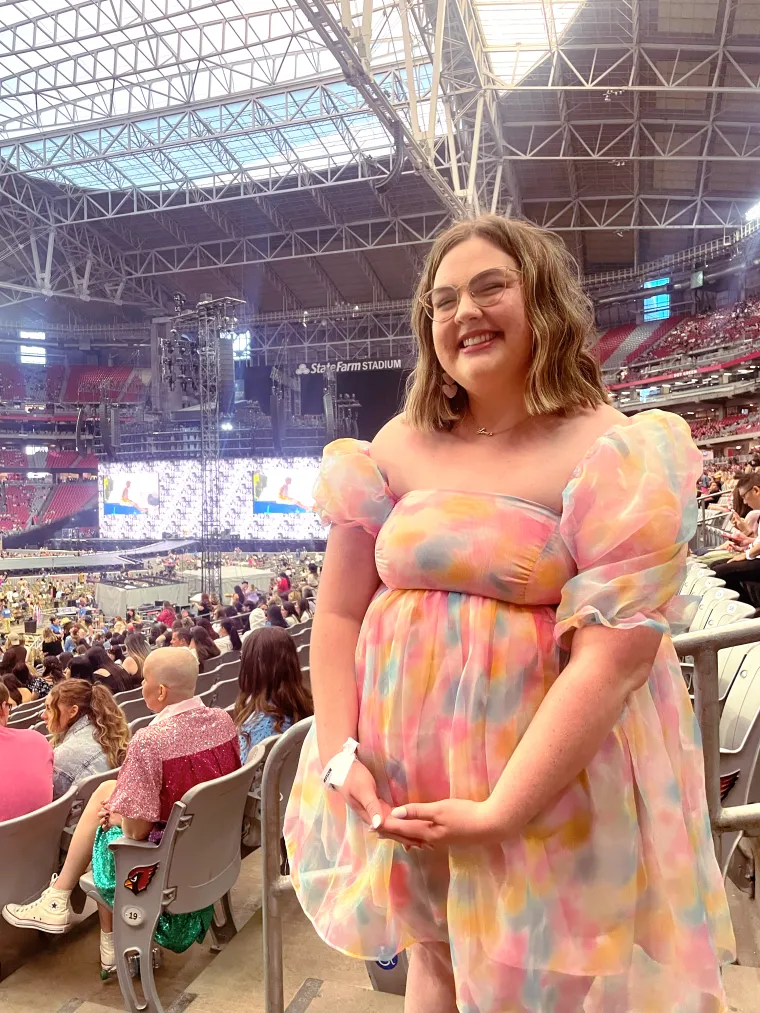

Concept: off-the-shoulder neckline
[[359, 409, 682, 515]]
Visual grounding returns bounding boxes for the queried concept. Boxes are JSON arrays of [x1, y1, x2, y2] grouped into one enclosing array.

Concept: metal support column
[[197, 294, 223, 600]]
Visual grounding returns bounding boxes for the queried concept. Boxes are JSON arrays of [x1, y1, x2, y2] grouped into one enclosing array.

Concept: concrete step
[[287, 979, 405, 1012], [175, 890, 370, 1013], [724, 964, 760, 1012]]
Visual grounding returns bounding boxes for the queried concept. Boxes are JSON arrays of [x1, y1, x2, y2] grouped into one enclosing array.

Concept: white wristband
[[321, 737, 359, 788]]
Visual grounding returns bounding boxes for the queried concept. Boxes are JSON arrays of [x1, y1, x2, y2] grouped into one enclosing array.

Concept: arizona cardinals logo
[[124, 863, 159, 894]]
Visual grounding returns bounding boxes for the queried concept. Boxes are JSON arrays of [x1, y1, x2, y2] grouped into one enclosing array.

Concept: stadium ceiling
[[0, 0, 759, 326]]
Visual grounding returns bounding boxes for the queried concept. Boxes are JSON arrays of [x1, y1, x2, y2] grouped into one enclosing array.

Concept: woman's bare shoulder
[[370, 414, 438, 490]]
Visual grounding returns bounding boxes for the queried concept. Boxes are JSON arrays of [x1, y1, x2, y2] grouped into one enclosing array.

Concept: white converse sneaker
[[2, 875, 73, 934]]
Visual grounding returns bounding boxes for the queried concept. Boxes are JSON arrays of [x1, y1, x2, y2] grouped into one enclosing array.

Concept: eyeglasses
[[421, 266, 521, 322]]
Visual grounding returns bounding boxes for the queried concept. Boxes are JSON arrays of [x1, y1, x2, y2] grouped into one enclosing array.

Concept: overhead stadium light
[[745, 200, 760, 221]]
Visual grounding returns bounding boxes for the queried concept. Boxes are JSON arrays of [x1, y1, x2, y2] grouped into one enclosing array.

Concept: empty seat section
[[40, 482, 97, 524]]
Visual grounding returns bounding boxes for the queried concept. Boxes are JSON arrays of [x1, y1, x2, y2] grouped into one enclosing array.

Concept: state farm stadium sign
[[296, 360, 403, 374]]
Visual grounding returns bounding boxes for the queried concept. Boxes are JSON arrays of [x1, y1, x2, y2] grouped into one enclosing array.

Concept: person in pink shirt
[[0, 682, 54, 822]]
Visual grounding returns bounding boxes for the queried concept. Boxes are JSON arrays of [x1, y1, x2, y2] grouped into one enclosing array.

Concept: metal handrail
[[674, 620, 760, 834], [261, 717, 314, 1013]]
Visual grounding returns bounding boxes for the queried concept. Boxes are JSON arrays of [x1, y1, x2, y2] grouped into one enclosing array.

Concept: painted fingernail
[[371, 814, 382, 830], [390, 806, 407, 818]]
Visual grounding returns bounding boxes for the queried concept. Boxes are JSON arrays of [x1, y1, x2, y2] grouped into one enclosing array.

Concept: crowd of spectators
[[0, 552, 317, 970], [632, 296, 760, 365], [689, 410, 760, 441]]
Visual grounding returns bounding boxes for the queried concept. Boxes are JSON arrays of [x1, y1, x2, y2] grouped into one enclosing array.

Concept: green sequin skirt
[[92, 826, 214, 954]]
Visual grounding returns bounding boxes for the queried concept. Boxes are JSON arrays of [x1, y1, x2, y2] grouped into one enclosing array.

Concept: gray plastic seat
[[717, 643, 760, 888], [201, 650, 239, 673], [201, 658, 240, 686], [690, 575, 727, 600], [129, 712, 155, 734], [0, 788, 77, 979], [296, 642, 310, 671], [61, 768, 121, 850], [8, 705, 47, 730], [718, 644, 758, 711], [78, 752, 263, 1013], [681, 566, 711, 594], [114, 686, 145, 705], [193, 669, 218, 696], [689, 586, 740, 632], [703, 600, 755, 630], [204, 677, 239, 711], [120, 696, 152, 723]]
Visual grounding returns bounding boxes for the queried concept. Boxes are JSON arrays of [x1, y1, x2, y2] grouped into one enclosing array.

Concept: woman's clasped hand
[[338, 760, 506, 848]]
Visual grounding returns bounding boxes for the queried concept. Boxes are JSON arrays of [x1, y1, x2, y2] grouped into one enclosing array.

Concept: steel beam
[[291, 0, 466, 218]]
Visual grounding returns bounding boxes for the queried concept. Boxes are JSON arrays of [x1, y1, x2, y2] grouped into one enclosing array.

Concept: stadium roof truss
[[0, 0, 759, 324]]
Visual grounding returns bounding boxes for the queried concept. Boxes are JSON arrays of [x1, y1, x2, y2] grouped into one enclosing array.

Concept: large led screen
[[98, 458, 323, 540]]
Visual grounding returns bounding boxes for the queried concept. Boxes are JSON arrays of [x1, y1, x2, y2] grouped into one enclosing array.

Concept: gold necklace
[[474, 417, 528, 437]]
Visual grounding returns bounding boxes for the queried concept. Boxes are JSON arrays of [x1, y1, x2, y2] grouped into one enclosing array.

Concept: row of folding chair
[[684, 563, 760, 892]]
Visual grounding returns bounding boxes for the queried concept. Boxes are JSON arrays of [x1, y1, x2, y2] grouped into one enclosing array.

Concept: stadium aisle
[[0, 853, 381, 1013]]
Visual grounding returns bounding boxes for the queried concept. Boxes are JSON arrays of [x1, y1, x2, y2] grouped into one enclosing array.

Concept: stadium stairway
[[0, 853, 403, 1013], [593, 323, 636, 365], [603, 320, 664, 368]]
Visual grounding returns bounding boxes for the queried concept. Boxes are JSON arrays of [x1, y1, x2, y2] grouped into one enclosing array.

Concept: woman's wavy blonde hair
[[405, 215, 607, 430], [47, 680, 130, 770]]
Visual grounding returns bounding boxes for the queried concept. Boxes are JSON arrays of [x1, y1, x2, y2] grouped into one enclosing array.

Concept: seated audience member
[[2, 649, 240, 968], [68, 656, 95, 682], [297, 597, 313, 623], [46, 680, 130, 798], [195, 617, 219, 641], [215, 619, 242, 655], [281, 602, 299, 628], [231, 585, 245, 610], [307, 562, 320, 591], [41, 655, 66, 688], [189, 626, 221, 667], [0, 681, 54, 822], [171, 626, 193, 648], [41, 626, 63, 657], [63, 626, 79, 653], [156, 601, 176, 626], [86, 646, 131, 694], [196, 593, 212, 618], [267, 604, 290, 629], [0, 633, 27, 674], [121, 631, 150, 686], [233, 627, 313, 763], [11, 663, 39, 703], [241, 604, 266, 642], [3, 674, 23, 706]]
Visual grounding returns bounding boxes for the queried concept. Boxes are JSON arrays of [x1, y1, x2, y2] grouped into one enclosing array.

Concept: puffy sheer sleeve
[[554, 410, 703, 648], [313, 438, 397, 538]]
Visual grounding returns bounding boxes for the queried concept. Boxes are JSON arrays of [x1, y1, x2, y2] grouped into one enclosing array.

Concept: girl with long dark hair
[[233, 627, 312, 762]]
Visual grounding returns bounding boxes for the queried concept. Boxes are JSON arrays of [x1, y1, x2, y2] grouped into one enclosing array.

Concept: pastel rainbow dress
[[284, 409, 735, 1013]]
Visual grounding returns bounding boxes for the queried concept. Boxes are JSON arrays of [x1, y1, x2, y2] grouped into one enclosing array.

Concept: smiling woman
[[406, 216, 607, 433], [283, 214, 734, 1013]]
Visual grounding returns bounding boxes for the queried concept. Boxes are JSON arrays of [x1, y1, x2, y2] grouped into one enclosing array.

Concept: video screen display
[[253, 465, 316, 516], [99, 458, 323, 541], [103, 473, 159, 515]]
